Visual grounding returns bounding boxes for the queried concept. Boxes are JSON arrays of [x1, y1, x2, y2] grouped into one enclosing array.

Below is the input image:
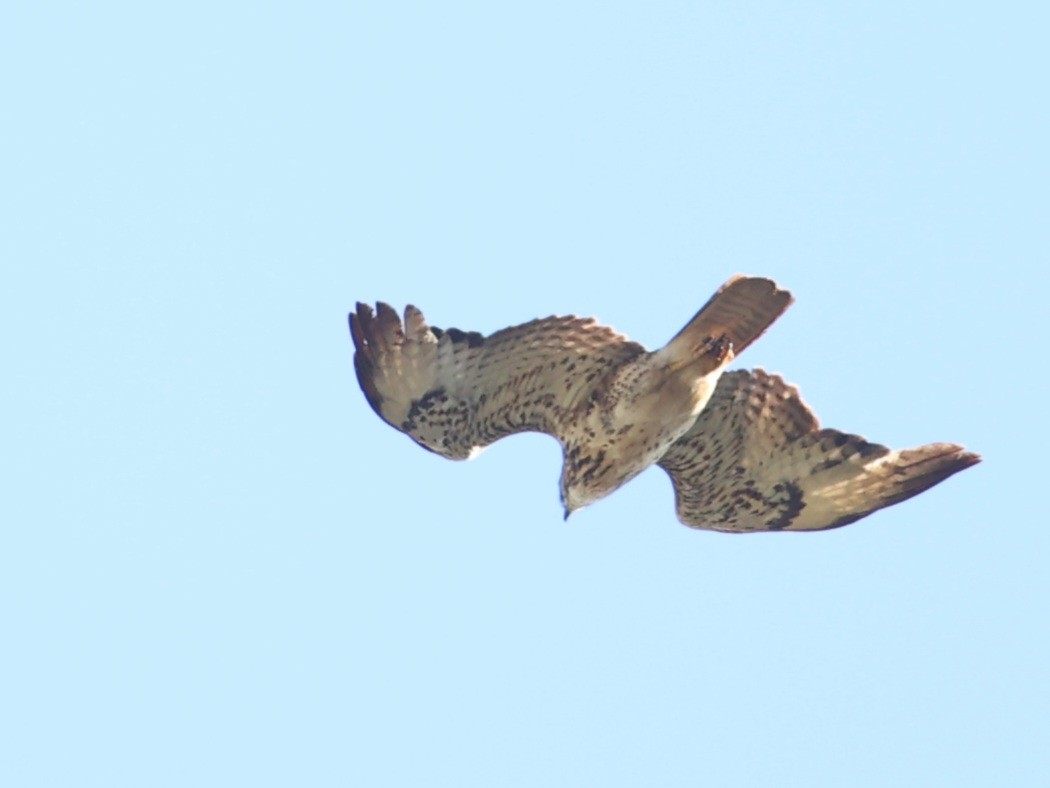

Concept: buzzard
[[350, 276, 979, 532]]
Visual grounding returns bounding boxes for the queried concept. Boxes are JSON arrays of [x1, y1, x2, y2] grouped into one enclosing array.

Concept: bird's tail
[[659, 276, 793, 373]]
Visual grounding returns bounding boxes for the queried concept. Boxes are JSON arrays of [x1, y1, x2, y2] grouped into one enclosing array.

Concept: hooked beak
[[563, 506, 572, 522]]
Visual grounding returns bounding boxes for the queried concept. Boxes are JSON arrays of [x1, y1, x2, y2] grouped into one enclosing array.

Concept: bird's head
[[559, 485, 585, 521], [559, 450, 622, 520]]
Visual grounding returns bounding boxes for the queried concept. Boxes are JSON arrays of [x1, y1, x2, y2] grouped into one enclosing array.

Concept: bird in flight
[[349, 276, 979, 532]]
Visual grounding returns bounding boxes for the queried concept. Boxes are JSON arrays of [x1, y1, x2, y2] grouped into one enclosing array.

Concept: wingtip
[[915, 442, 982, 468], [948, 447, 982, 481], [376, 301, 399, 320], [879, 442, 982, 512], [348, 308, 368, 356], [349, 302, 386, 417]]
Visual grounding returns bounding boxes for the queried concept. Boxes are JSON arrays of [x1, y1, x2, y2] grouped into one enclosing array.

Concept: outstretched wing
[[657, 369, 980, 532], [350, 302, 646, 459]]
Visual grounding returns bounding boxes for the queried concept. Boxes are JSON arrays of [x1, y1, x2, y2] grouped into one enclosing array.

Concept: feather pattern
[[350, 276, 978, 529], [351, 302, 645, 458], [658, 369, 981, 532]]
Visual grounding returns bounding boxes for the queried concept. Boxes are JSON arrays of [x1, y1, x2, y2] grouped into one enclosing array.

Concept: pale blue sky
[[4, 2, 1048, 786]]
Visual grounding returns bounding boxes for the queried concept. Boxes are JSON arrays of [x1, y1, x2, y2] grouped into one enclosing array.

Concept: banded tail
[[659, 276, 794, 373]]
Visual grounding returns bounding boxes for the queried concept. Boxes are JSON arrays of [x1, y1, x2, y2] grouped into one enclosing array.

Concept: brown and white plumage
[[657, 369, 980, 531], [351, 304, 647, 459], [350, 276, 979, 531]]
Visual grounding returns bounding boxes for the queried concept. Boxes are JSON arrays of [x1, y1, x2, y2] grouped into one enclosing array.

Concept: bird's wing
[[350, 302, 646, 459], [657, 369, 980, 532]]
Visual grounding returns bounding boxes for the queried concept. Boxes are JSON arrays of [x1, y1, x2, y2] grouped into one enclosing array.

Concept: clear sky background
[[4, 2, 1048, 786]]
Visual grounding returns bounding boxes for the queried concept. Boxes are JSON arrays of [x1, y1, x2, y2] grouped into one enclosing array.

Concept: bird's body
[[350, 276, 979, 532]]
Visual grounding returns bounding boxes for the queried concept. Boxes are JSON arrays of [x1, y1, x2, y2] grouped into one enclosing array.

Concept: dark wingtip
[[881, 443, 982, 511], [349, 302, 385, 419], [355, 301, 374, 321], [354, 355, 386, 420], [348, 310, 366, 354], [373, 300, 396, 327], [920, 443, 981, 472], [938, 447, 982, 484]]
